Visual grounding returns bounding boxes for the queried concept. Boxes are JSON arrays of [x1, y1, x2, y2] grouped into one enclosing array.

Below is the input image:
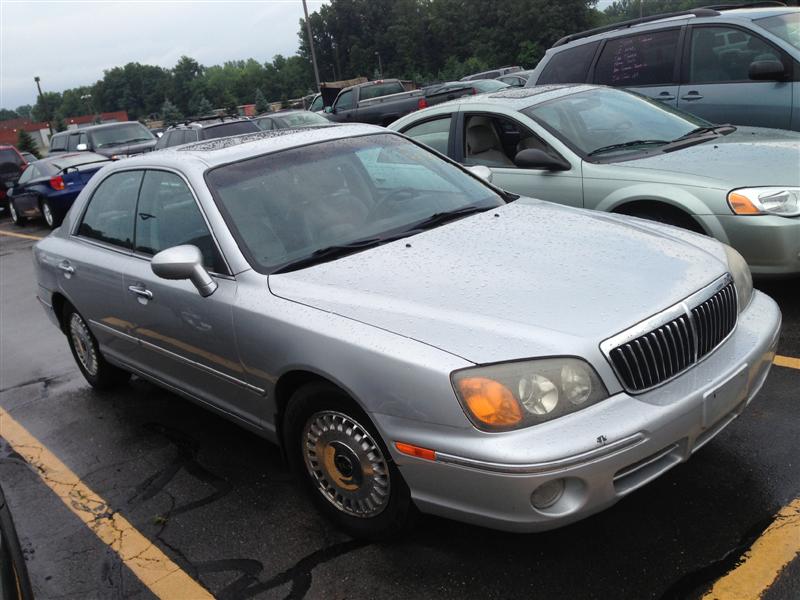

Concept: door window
[[17, 164, 37, 184], [595, 29, 680, 86], [402, 116, 452, 154], [688, 26, 782, 83], [538, 42, 599, 84], [335, 90, 355, 111], [77, 170, 143, 249], [67, 133, 81, 151], [463, 114, 553, 168], [50, 134, 67, 152], [134, 170, 225, 273]]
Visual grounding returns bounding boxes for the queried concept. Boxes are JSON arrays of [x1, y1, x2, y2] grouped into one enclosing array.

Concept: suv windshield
[[202, 120, 260, 140], [90, 123, 155, 148], [756, 12, 800, 50], [522, 88, 709, 158], [206, 133, 502, 273]]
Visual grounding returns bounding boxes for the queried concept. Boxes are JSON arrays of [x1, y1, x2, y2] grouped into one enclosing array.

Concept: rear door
[[593, 28, 683, 107], [677, 24, 793, 128]]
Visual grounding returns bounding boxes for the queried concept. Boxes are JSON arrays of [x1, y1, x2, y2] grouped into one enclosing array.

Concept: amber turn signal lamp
[[395, 442, 436, 461], [456, 377, 522, 427], [728, 192, 761, 215]]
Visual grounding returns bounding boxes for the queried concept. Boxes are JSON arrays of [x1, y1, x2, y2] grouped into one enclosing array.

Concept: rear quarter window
[[538, 42, 600, 84], [50, 134, 68, 152], [200, 121, 259, 140], [594, 29, 680, 86]]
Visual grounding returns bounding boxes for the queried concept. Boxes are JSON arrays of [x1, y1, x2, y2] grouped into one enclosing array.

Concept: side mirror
[[465, 165, 493, 182], [514, 148, 571, 171], [75, 143, 88, 151], [324, 106, 334, 114], [151, 245, 217, 297], [749, 59, 786, 81]]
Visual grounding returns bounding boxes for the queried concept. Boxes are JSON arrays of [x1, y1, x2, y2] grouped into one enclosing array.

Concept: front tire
[[284, 382, 415, 539], [8, 200, 25, 226], [64, 304, 130, 389]]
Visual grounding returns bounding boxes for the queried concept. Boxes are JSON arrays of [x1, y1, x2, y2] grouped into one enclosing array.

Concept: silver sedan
[[33, 124, 781, 537]]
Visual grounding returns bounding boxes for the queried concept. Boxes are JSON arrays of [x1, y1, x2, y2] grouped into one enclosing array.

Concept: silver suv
[[525, 4, 800, 130]]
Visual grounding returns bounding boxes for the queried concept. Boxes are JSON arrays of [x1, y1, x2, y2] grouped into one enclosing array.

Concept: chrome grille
[[602, 276, 737, 393]]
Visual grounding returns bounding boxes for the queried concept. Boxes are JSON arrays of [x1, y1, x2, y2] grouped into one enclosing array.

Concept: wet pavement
[[1, 218, 798, 600]]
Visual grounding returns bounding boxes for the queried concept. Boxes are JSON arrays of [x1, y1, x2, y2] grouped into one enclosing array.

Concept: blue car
[[8, 152, 109, 229]]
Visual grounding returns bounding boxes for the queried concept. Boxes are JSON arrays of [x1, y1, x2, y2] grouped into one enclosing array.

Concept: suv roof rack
[[704, 1, 786, 9], [553, 8, 719, 47], [179, 113, 242, 126]]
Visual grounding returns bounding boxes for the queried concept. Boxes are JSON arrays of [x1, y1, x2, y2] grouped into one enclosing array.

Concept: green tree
[[32, 91, 62, 122], [15, 105, 33, 120], [192, 96, 214, 116], [0, 108, 18, 121], [173, 56, 203, 114], [161, 99, 183, 125], [16, 129, 40, 158], [254, 88, 269, 113], [53, 115, 67, 132]]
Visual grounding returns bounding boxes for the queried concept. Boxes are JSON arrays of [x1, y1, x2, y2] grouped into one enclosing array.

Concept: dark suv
[[154, 116, 260, 150], [49, 122, 157, 159], [525, 4, 800, 130]]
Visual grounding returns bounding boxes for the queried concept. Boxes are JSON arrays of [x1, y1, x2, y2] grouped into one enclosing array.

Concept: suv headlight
[[452, 358, 608, 431], [724, 244, 753, 312], [728, 187, 800, 217]]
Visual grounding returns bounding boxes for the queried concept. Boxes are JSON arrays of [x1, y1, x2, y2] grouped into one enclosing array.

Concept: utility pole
[[34, 76, 52, 135], [640, 0, 644, 19], [302, 0, 321, 92], [375, 52, 383, 78]]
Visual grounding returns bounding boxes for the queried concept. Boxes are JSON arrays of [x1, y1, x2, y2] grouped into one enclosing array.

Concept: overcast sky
[[0, 0, 326, 110]]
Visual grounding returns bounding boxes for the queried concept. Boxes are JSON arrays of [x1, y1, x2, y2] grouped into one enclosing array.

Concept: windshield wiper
[[406, 205, 492, 231], [272, 234, 414, 274], [671, 124, 736, 143], [588, 140, 670, 156]]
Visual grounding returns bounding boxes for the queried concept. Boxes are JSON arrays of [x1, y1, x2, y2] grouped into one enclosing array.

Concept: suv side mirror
[[151, 245, 217, 297], [325, 106, 334, 114], [514, 148, 571, 171], [465, 165, 493, 182], [75, 143, 88, 151], [749, 59, 786, 81]]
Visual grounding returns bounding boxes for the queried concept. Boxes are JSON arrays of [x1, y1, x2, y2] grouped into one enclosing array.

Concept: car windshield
[[202, 120, 260, 139], [275, 112, 330, 128], [90, 123, 155, 148], [756, 12, 800, 50], [522, 88, 709, 157], [309, 95, 324, 111], [206, 133, 503, 273], [472, 80, 511, 93]]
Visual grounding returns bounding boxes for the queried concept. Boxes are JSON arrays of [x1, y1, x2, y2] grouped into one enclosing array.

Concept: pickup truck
[[324, 79, 427, 126]]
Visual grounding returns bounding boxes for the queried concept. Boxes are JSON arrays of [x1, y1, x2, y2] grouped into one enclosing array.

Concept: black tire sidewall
[[41, 198, 60, 229], [284, 382, 414, 539]]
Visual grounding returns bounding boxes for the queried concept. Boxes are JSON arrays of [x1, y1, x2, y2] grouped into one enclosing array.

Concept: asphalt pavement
[[1, 217, 798, 600]]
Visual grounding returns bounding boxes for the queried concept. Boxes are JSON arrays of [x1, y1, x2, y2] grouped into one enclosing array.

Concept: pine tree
[[161, 99, 183, 125], [17, 129, 40, 158], [254, 88, 269, 114], [53, 115, 67, 132], [194, 96, 214, 116]]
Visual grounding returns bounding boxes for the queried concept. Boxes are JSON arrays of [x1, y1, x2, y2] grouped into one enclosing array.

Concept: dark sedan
[[8, 152, 109, 228]]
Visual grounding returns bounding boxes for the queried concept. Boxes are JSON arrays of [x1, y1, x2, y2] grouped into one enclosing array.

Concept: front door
[[120, 169, 264, 425]]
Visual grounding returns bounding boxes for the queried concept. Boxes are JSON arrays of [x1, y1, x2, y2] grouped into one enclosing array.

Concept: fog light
[[531, 479, 565, 509]]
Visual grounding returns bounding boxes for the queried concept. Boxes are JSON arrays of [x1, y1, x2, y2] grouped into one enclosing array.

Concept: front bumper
[[709, 214, 800, 276], [377, 290, 781, 532]]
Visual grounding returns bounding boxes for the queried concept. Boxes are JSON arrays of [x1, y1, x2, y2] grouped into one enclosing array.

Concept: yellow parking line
[[702, 497, 800, 600], [0, 407, 213, 599], [774, 355, 800, 370], [0, 230, 43, 241]]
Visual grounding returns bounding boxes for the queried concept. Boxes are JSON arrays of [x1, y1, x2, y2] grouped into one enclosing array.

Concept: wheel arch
[[611, 199, 708, 234]]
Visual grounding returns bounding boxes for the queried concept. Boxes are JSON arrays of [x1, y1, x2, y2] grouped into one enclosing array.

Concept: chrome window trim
[[600, 273, 736, 394]]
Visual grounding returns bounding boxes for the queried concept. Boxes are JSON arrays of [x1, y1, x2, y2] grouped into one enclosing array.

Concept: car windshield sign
[[206, 133, 502, 273], [522, 88, 711, 158]]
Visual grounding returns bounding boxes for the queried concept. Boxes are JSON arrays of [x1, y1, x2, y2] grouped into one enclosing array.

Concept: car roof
[[52, 122, 141, 135], [554, 6, 797, 48], [168, 117, 252, 130], [117, 123, 385, 170], [421, 84, 596, 111]]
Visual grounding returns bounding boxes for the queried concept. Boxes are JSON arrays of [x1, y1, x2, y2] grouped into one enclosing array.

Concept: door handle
[[127, 285, 153, 300], [681, 91, 704, 101], [58, 261, 74, 276], [657, 92, 676, 101]]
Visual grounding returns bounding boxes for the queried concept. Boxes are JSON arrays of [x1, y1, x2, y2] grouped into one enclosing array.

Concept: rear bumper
[[377, 290, 781, 532]]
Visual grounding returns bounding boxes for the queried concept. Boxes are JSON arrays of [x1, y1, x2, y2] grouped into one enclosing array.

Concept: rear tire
[[284, 382, 415, 539], [63, 303, 130, 389], [8, 200, 25, 226], [41, 198, 61, 229]]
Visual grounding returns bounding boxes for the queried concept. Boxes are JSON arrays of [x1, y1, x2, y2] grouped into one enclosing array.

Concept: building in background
[[0, 111, 129, 154]]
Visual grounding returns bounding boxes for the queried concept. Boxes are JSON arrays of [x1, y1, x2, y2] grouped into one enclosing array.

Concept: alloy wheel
[[302, 410, 391, 518], [69, 313, 98, 376], [42, 201, 54, 227]]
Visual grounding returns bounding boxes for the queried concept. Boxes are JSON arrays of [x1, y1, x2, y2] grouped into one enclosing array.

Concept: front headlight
[[728, 187, 800, 217], [724, 244, 753, 313], [452, 358, 608, 431]]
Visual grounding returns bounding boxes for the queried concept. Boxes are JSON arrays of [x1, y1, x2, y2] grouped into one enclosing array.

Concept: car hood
[[94, 139, 157, 158], [611, 127, 800, 188], [269, 201, 728, 365]]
